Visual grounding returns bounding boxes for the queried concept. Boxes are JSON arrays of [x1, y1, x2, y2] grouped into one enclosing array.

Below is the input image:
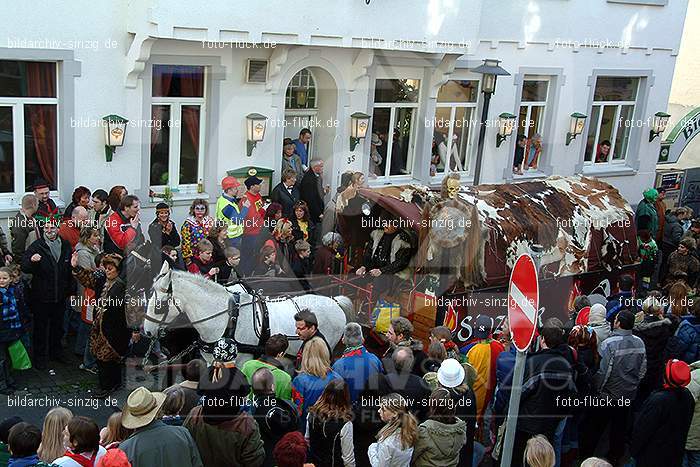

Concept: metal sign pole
[[500, 349, 527, 467], [502, 246, 542, 467]]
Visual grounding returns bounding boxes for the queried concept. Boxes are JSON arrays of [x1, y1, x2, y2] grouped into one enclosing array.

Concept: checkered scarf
[[0, 286, 21, 330]]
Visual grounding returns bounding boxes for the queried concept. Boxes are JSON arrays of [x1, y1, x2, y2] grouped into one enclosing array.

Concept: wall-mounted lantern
[[102, 114, 128, 162], [566, 113, 587, 146], [246, 113, 267, 157], [649, 112, 671, 142], [496, 112, 517, 148], [350, 112, 371, 151]]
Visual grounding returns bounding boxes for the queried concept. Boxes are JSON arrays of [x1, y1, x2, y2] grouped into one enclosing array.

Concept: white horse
[[143, 262, 354, 363]]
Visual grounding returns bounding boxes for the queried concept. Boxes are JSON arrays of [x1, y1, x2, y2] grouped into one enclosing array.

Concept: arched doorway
[[282, 67, 338, 188]]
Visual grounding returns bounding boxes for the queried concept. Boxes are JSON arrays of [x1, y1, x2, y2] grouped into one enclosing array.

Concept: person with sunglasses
[[180, 199, 214, 266]]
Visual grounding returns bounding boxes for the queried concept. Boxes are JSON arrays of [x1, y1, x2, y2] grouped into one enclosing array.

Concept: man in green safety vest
[[215, 176, 250, 248]]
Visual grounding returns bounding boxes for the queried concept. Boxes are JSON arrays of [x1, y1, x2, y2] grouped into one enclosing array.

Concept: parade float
[[336, 175, 639, 346]]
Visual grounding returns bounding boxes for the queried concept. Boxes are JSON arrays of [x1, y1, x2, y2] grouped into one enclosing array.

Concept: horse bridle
[[144, 271, 181, 329], [144, 272, 257, 329]]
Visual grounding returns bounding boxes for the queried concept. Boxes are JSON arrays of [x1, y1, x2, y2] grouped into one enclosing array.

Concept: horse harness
[[145, 274, 302, 356]]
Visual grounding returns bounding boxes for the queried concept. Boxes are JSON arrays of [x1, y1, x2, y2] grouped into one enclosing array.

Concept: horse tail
[[332, 295, 355, 323]]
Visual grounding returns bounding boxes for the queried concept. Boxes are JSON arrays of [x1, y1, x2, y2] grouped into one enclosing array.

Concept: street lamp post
[[472, 59, 510, 185]]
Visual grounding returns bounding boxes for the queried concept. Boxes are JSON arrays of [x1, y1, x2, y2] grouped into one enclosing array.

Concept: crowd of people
[[0, 154, 699, 467], [0, 127, 374, 398], [1, 283, 698, 467]]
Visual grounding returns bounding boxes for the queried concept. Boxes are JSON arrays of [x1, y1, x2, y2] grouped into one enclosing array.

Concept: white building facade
[[0, 0, 689, 221]]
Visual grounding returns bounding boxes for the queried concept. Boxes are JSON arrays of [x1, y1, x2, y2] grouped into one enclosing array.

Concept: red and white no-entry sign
[[507, 254, 539, 352]]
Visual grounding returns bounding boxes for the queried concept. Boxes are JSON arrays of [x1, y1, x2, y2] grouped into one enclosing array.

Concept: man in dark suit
[[270, 168, 301, 220], [299, 159, 328, 225], [21, 218, 73, 369]]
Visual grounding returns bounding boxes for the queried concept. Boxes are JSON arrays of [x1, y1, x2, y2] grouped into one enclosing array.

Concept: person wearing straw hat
[[119, 386, 202, 467]]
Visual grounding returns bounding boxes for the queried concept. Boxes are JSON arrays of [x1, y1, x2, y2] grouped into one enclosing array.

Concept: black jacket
[[366, 371, 431, 422], [198, 366, 251, 424], [270, 182, 300, 220], [20, 236, 72, 303], [634, 315, 674, 396], [631, 387, 695, 467], [148, 220, 181, 251], [516, 344, 576, 437], [383, 338, 429, 377], [307, 413, 348, 467], [299, 170, 324, 223], [291, 217, 317, 247], [251, 393, 298, 467], [662, 214, 684, 251], [353, 383, 384, 467]]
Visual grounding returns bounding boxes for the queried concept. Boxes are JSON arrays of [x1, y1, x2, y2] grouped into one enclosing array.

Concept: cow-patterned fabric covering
[[352, 175, 638, 290]]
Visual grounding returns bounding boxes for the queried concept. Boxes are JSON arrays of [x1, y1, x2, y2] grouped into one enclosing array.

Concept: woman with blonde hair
[[523, 434, 555, 467], [292, 337, 341, 428], [99, 412, 131, 449], [368, 393, 419, 467], [38, 406, 73, 463]]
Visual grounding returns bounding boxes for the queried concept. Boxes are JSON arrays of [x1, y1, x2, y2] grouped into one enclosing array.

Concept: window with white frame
[[431, 80, 478, 176], [584, 76, 639, 165], [285, 69, 317, 110], [0, 60, 58, 196], [370, 79, 420, 178], [514, 79, 549, 173], [150, 65, 206, 190]]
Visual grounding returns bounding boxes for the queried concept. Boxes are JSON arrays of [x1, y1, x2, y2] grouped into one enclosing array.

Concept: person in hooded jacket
[[633, 296, 675, 403], [631, 359, 695, 467], [635, 188, 659, 239], [435, 359, 477, 467], [584, 304, 610, 359], [411, 388, 467, 467], [669, 299, 700, 364]]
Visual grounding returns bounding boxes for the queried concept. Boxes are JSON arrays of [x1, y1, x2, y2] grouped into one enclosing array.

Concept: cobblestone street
[[0, 338, 171, 425]]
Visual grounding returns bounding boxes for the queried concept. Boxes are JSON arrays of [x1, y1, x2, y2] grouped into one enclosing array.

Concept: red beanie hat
[[575, 306, 591, 326], [664, 359, 691, 389], [97, 449, 131, 467]]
